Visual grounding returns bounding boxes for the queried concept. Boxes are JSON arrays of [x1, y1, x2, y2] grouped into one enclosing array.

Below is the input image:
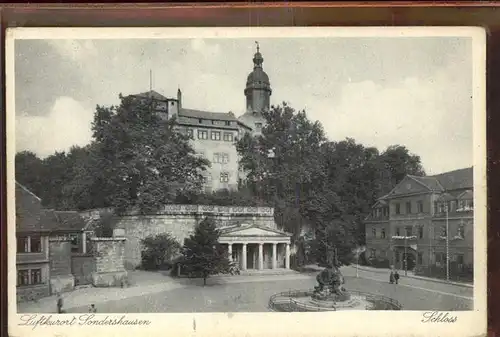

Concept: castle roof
[[133, 90, 170, 101], [179, 108, 238, 122], [430, 167, 473, 191]]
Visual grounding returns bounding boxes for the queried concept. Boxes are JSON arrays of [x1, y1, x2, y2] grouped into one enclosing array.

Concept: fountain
[[269, 253, 402, 311]]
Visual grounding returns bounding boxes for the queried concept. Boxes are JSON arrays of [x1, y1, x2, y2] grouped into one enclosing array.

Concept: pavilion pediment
[[220, 224, 291, 237]]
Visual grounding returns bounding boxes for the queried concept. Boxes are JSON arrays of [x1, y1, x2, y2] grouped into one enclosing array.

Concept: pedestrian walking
[[56, 293, 64, 314], [394, 270, 400, 284], [389, 270, 395, 284], [89, 304, 97, 313]]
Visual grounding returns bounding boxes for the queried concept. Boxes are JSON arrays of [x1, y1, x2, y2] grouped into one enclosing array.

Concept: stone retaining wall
[[81, 205, 278, 269]]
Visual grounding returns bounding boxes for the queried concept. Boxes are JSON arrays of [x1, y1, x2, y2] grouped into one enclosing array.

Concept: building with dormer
[[130, 44, 272, 192], [364, 167, 474, 274]]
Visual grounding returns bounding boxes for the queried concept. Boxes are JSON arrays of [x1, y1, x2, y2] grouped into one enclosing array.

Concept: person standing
[[394, 270, 400, 284], [389, 270, 395, 284], [56, 293, 64, 314], [89, 304, 97, 313]]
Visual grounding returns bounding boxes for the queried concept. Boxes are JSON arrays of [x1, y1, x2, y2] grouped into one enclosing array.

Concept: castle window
[[418, 226, 424, 239], [417, 200, 424, 213], [17, 237, 29, 253], [220, 172, 229, 183], [211, 131, 221, 141], [199, 119, 203, 124], [223, 132, 234, 142], [187, 129, 194, 139], [17, 236, 41, 253], [395, 227, 400, 236], [70, 234, 80, 253], [458, 223, 465, 238], [17, 270, 29, 286], [405, 226, 412, 237], [381, 228, 386, 238], [225, 121, 231, 126], [197, 130, 208, 140], [394, 203, 401, 215], [406, 202, 412, 214], [31, 269, 42, 284], [17, 268, 42, 286], [372, 228, 376, 238]]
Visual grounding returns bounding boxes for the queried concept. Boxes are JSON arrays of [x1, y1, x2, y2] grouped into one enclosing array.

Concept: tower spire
[[255, 40, 259, 53]]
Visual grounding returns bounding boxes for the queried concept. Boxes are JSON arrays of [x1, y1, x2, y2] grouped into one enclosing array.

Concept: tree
[[87, 94, 210, 214], [236, 103, 327, 234], [15, 151, 45, 197], [181, 217, 235, 285], [378, 145, 426, 193], [236, 103, 427, 267], [92, 210, 118, 238], [141, 233, 182, 270]]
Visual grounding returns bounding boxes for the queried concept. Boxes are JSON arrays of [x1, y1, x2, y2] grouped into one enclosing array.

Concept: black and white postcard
[[6, 27, 487, 337]]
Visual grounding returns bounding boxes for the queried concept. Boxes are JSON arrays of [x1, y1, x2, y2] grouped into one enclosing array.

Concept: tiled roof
[[375, 167, 474, 201], [430, 167, 473, 191], [179, 108, 238, 122], [39, 209, 59, 232], [54, 211, 87, 231], [15, 182, 43, 233], [133, 90, 170, 101], [408, 175, 444, 192], [177, 117, 240, 130], [16, 182, 87, 234], [457, 189, 474, 200]]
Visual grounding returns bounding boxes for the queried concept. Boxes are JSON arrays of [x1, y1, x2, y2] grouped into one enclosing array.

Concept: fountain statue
[[311, 264, 351, 302], [268, 248, 403, 311]]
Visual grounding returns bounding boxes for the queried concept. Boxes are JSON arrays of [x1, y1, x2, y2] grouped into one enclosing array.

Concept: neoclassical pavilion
[[219, 224, 293, 270]]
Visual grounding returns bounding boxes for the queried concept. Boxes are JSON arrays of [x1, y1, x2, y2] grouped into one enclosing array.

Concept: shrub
[[140, 233, 181, 271], [93, 210, 118, 237]]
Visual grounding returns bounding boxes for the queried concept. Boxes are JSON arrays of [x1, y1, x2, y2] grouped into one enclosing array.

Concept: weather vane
[[255, 41, 260, 53]]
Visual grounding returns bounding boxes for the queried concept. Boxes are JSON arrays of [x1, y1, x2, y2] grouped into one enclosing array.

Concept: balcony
[[391, 235, 418, 244]]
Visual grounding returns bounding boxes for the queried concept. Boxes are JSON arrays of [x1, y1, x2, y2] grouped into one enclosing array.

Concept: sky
[[14, 35, 474, 175]]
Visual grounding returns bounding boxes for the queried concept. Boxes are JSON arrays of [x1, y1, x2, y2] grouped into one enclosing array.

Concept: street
[[64, 266, 473, 313]]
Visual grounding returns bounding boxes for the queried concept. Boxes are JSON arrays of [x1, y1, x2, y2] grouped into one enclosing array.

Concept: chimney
[[177, 88, 182, 109]]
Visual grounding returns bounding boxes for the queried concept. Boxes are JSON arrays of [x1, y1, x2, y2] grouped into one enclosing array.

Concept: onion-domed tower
[[244, 42, 272, 114]]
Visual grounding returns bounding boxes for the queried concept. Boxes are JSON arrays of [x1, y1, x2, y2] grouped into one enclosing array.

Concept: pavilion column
[[228, 243, 233, 261], [258, 243, 264, 270], [81, 232, 87, 254], [285, 243, 290, 269], [272, 243, 277, 269], [241, 243, 247, 270]]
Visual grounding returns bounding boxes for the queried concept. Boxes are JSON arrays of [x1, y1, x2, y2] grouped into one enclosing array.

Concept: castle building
[[131, 43, 271, 192], [364, 167, 474, 277]]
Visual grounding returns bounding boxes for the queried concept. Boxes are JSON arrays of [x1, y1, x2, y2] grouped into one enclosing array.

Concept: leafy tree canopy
[[181, 217, 235, 285]]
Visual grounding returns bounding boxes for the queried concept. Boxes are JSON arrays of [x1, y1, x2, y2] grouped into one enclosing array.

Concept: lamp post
[[404, 235, 408, 276], [445, 204, 450, 281]]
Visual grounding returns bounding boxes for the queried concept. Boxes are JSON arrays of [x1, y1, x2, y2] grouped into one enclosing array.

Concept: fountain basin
[[269, 290, 402, 312]]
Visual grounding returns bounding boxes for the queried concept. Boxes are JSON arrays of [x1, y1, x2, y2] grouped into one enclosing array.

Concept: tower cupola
[[244, 41, 272, 114]]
